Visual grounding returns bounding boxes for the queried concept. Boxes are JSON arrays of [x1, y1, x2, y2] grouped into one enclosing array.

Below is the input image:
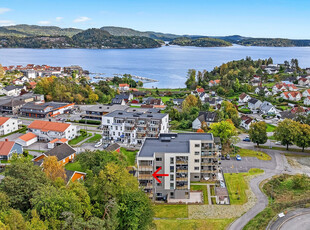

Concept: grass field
[[266, 124, 276, 132], [120, 147, 138, 166], [153, 204, 188, 218], [236, 148, 271, 161], [85, 134, 102, 143], [260, 145, 310, 153], [0, 154, 33, 164], [154, 219, 234, 230], [65, 161, 83, 172], [190, 185, 208, 204], [68, 133, 92, 146], [224, 168, 264, 205]]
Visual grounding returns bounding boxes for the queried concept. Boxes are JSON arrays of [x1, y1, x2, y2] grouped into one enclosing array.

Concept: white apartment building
[[0, 117, 20, 136], [102, 110, 169, 145], [27, 120, 77, 142], [137, 133, 222, 201]]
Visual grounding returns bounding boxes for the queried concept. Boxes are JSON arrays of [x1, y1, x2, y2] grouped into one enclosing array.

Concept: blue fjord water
[[0, 45, 310, 88]]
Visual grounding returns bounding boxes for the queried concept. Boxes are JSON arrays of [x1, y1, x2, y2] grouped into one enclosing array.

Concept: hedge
[[79, 119, 101, 125]]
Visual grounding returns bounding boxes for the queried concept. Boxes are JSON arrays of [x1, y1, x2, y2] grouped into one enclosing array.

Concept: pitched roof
[[119, 83, 129, 87], [45, 143, 76, 161], [239, 93, 248, 100], [248, 98, 259, 104], [196, 88, 204, 93], [197, 111, 218, 123], [105, 143, 120, 152], [0, 117, 10, 126], [0, 141, 15, 156], [18, 132, 37, 142], [28, 120, 70, 132]]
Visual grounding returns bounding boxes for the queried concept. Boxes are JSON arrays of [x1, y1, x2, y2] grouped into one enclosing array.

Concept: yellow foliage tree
[[42, 156, 66, 182]]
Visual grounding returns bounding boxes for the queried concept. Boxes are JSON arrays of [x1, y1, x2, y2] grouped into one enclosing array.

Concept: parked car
[[221, 155, 225, 160], [103, 143, 110, 149], [225, 154, 231, 160], [95, 141, 103, 148], [236, 154, 242, 161], [243, 137, 251, 142], [275, 141, 281, 145]]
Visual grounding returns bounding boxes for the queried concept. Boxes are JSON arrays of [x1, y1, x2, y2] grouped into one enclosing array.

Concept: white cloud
[[0, 8, 11, 14], [55, 17, 63, 21], [38, 20, 51, 25], [73, 16, 91, 23], [0, 20, 14, 26]]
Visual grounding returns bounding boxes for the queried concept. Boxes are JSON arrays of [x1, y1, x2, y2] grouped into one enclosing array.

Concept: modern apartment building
[[137, 133, 221, 201], [102, 110, 169, 145]]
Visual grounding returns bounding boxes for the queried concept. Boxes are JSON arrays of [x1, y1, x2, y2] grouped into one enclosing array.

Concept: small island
[[170, 37, 232, 47]]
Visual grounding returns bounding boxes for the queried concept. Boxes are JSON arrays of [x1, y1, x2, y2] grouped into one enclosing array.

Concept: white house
[[119, 84, 130, 91], [272, 84, 287, 95], [304, 97, 310, 106], [199, 92, 209, 102], [0, 85, 25, 96], [239, 93, 251, 103], [16, 132, 37, 147], [240, 115, 254, 130], [260, 101, 277, 115], [209, 80, 220, 87], [27, 120, 77, 142], [298, 78, 310, 86], [255, 87, 271, 96], [288, 85, 298, 91], [192, 111, 218, 130], [281, 91, 302, 102], [0, 117, 19, 136], [302, 89, 310, 98], [248, 98, 262, 112]]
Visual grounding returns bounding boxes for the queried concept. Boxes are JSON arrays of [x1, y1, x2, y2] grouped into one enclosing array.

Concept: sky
[[1, 0, 310, 39]]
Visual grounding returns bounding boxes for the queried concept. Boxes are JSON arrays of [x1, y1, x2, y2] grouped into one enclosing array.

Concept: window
[[170, 192, 174, 197], [170, 183, 174, 189], [195, 151, 200, 155], [156, 193, 162, 197], [194, 167, 199, 170], [195, 159, 199, 163], [115, 126, 118, 131], [170, 166, 174, 173], [156, 166, 161, 170], [195, 144, 200, 148], [107, 119, 110, 124], [170, 175, 174, 181], [156, 157, 162, 162], [156, 183, 162, 186], [194, 176, 199, 179], [170, 157, 174, 164]]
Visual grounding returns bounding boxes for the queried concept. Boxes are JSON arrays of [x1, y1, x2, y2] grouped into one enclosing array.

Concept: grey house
[[192, 112, 218, 130]]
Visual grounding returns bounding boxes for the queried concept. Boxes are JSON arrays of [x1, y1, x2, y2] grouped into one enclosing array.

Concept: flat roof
[[105, 110, 167, 120], [138, 133, 214, 158]]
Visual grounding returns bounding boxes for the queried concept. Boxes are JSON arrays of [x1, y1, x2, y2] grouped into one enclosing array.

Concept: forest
[[170, 37, 232, 47]]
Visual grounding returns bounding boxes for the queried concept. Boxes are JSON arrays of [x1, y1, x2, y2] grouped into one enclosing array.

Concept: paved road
[[269, 208, 310, 230], [228, 149, 310, 230]]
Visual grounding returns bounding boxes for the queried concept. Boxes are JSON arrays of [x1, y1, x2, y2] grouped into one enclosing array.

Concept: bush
[[79, 119, 101, 125], [23, 150, 29, 157]]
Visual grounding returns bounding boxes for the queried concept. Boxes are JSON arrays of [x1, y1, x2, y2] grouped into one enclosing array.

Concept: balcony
[[138, 165, 153, 171], [149, 123, 159, 128], [176, 160, 188, 164], [137, 123, 147, 127], [176, 169, 188, 173], [176, 185, 188, 190], [201, 168, 218, 173], [125, 123, 135, 127], [176, 177, 188, 181], [138, 174, 153, 180], [201, 162, 216, 166]]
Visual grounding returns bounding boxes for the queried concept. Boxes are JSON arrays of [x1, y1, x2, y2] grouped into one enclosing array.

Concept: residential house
[[144, 98, 164, 106], [263, 64, 279, 74], [119, 84, 130, 92], [272, 84, 287, 95], [102, 110, 169, 145], [281, 91, 302, 102], [105, 143, 121, 153], [0, 85, 25, 96], [239, 93, 251, 103], [302, 89, 310, 98], [260, 101, 277, 115], [248, 98, 262, 112], [298, 78, 310, 86], [288, 85, 298, 91], [0, 117, 19, 136], [112, 93, 133, 104], [199, 92, 208, 102], [20, 102, 75, 118], [209, 80, 220, 87], [240, 115, 254, 130], [33, 143, 76, 166], [16, 132, 37, 147], [111, 98, 126, 105], [28, 120, 77, 142], [137, 133, 221, 201], [304, 97, 310, 106], [196, 88, 205, 95], [171, 98, 184, 106], [192, 112, 218, 130], [65, 170, 86, 185], [47, 138, 68, 149], [0, 139, 23, 161], [254, 87, 272, 96]]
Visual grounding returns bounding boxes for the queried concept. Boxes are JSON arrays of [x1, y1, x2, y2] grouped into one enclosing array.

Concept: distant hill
[[170, 37, 232, 47], [3, 24, 82, 37], [236, 38, 310, 47], [0, 27, 29, 37]]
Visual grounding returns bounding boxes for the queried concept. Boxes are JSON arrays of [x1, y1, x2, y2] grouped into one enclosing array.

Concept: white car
[[95, 141, 103, 148], [275, 141, 281, 145]]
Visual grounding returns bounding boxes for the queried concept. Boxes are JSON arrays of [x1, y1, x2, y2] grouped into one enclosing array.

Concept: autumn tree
[[294, 123, 310, 151], [209, 120, 236, 151], [249, 121, 268, 147], [274, 119, 300, 150], [42, 156, 66, 182], [182, 94, 198, 112]]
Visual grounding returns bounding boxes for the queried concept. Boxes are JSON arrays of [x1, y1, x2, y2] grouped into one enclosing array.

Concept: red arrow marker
[[152, 166, 169, 183]]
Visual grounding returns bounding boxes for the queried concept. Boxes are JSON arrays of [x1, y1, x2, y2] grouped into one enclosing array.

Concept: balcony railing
[[176, 177, 188, 181], [176, 169, 188, 173], [138, 165, 153, 171], [176, 160, 188, 164], [201, 169, 218, 173], [201, 162, 216, 166], [176, 185, 188, 190], [138, 174, 153, 180]]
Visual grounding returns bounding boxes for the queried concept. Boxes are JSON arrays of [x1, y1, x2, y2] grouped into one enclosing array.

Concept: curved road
[[228, 149, 310, 230]]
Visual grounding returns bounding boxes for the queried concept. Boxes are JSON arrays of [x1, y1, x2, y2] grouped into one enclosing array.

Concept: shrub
[[79, 119, 101, 125]]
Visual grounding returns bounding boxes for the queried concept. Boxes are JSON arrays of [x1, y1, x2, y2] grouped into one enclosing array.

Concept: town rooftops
[[196, 88, 204, 93], [3, 85, 23, 91], [44, 143, 75, 160], [18, 132, 37, 142], [248, 98, 259, 104], [85, 104, 129, 113], [28, 120, 70, 132], [0, 117, 10, 126], [239, 93, 248, 100], [0, 140, 15, 156], [105, 110, 167, 119], [21, 101, 74, 112], [138, 133, 214, 158]]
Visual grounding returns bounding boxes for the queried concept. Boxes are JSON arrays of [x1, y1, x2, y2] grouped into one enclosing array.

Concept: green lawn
[[65, 161, 83, 172], [120, 147, 138, 166], [263, 82, 275, 88], [85, 134, 102, 143], [190, 185, 208, 204], [224, 168, 264, 205], [68, 133, 92, 146], [158, 96, 173, 103], [0, 154, 33, 164], [154, 219, 234, 230], [153, 204, 188, 218], [260, 145, 310, 153], [236, 148, 271, 161], [266, 124, 276, 132]]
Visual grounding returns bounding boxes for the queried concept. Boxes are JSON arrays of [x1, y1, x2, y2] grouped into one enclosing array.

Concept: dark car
[[243, 137, 251, 142], [221, 155, 225, 160], [226, 154, 231, 160]]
